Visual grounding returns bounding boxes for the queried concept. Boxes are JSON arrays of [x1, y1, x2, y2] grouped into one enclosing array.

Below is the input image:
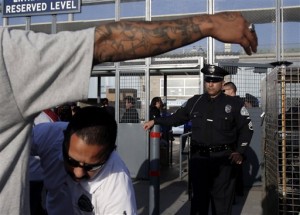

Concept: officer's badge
[[225, 105, 232, 113], [208, 65, 215, 74], [241, 106, 250, 116]]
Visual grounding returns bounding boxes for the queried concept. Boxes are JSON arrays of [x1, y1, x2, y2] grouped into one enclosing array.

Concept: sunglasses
[[64, 156, 106, 172], [62, 142, 108, 172]]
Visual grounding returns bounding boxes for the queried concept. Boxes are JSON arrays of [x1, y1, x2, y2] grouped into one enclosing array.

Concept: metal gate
[[264, 64, 300, 214], [116, 70, 148, 179]]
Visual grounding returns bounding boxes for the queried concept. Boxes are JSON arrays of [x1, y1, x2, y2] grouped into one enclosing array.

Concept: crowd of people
[[0, 10, 257, 215]]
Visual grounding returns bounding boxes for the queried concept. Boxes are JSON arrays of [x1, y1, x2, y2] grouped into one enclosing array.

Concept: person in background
[[222, 82, 245, 105], [149, 96, 170, 149], [31, 106, 137, 214], [149, 97, 163, 120], [0, 11, 257, 214], [222, 81, 237, 97], [120, 96, 140, 123], [34, 109, 60, 125], [101, 98, 115, 118], [70, 102, 81, 116], [144, 65, 253, 215], [244, 93, 259, 108], [55, 104, 73, 122]]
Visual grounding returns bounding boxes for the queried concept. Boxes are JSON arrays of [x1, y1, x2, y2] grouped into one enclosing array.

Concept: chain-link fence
[[264, 65, 300, 214], [119, 71, 146, 123]]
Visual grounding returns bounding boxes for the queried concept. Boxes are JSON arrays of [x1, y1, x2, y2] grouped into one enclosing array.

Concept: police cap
[[201, 65, 229, 82]]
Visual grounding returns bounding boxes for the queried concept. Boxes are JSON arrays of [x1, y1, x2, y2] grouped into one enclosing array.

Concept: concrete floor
[[133, 139, 264, 215]]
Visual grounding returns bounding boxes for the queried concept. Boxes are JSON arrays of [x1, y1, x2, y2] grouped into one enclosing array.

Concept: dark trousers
[[235, 165, 244, 196], [190, 152, 237, 215]]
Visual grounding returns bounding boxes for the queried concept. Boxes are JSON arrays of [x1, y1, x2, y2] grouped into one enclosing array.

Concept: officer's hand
[[229, 152, 243, 165], [143, 120, 154, 130], [210, 12, 258, 55]]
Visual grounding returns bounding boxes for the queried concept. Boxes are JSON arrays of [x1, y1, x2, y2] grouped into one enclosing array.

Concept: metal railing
[[179, 132, 192, 180]]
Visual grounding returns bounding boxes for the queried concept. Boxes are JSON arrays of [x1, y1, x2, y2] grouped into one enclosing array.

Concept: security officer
[[143, 64, 253, 215]]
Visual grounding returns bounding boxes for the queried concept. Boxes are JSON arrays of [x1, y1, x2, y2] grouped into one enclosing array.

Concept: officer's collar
[[205, 91, 224, 101]]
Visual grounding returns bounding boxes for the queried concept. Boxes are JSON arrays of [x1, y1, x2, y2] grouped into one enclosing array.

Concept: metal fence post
[[149, 124, 161, 215]]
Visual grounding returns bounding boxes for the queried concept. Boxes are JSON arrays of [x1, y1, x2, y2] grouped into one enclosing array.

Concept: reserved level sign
[[2, 0, 81, 17]]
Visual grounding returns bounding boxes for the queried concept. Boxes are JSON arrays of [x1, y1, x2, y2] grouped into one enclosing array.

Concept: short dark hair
[[101, 98, 109, 106], [223, 81, 237, 93], [64, 106, 117, 154], [56, 104, 73, 122]]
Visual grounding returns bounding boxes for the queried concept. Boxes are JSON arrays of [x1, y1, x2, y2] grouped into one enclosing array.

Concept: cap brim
[[204, 77, 223, 83]]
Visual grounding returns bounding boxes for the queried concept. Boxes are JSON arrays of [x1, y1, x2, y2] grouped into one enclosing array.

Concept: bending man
[[31, 106, 137, 214]]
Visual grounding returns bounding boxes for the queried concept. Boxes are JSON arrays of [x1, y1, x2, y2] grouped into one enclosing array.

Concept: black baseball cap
[[201, 65, 229, 82]]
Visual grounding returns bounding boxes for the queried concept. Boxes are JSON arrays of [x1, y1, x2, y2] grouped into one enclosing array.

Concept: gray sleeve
[[2, 28, 95, 118]]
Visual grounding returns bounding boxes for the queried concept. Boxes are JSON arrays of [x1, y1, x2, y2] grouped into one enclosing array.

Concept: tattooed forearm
[[219, 12, 237, 22], [93, 11, 257, 62], [94, 16, 208, 63]]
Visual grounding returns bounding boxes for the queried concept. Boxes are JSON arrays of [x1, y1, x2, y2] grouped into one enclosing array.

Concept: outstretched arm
[[93, 12, 257, 63]]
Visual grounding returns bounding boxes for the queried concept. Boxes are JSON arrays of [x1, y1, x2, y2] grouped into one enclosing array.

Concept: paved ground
[[133, 138, 264, 215]]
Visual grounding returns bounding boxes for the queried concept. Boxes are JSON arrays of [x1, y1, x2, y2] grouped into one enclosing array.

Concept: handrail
[[179, 131, 192, 180]]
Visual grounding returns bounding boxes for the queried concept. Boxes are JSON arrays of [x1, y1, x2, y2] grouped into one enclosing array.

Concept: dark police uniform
[[154, 65, 253, 215]]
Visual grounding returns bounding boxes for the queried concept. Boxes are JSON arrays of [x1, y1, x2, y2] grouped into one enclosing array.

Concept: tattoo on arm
[[219, 12, 237, 22], [94, 16, 210, 63]]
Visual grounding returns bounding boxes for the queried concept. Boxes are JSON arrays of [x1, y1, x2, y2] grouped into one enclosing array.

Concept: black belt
[[191, 144, 233, 153]]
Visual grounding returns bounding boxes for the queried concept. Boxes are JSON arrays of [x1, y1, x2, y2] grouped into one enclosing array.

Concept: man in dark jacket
[[101, 98, 115, 118], [120, 96, 140, 123], [144, 65, 253, 215]]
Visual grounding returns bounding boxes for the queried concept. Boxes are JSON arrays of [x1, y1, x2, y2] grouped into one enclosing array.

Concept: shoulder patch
[[240, 106, 250, 116], [248, 121, 253, 130]]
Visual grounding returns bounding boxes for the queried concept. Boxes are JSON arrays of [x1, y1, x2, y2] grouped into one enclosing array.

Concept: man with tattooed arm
[[0, 12, 257, 214]]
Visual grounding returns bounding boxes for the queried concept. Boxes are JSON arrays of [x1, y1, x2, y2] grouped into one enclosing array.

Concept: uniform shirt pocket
[[218, 114, 234, 131], [190, 112, 203, 128]]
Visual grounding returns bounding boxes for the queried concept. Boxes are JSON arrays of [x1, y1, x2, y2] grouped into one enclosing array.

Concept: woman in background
[[149, 97, 163, 120]]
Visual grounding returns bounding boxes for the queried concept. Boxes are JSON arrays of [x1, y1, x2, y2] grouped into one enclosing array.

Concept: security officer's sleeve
[[154, 96, 199, 127], [154, 107, 189, 127], [235, 105, 254, 154]]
